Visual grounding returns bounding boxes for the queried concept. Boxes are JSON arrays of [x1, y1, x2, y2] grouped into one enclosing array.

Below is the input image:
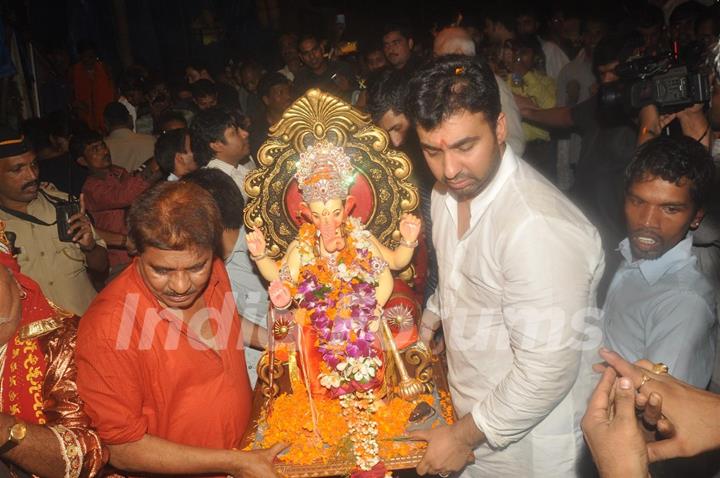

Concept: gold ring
[[652, 363, 669, 375], [639, 374, 653, 388]]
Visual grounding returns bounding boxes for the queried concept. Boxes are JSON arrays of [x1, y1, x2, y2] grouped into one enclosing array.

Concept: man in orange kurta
[[69, 44, 115, 132], [75, 181, 285, 477]]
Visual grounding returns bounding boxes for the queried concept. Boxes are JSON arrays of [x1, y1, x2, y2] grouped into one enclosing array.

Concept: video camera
[[600, 45, 711, 113]]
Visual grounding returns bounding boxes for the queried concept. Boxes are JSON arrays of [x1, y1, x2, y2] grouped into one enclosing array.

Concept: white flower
[[319, 371, 342, 389]]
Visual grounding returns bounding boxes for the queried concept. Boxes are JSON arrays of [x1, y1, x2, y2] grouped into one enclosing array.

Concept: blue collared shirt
[[225, 228, 269, 386], [603, 234, 718, 388]]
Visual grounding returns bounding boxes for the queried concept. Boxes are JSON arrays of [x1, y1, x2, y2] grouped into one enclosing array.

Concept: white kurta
[[426, 146, 605, 477]]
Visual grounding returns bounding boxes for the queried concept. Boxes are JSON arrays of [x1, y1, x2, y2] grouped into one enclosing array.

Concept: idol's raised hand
[[399, 213, 421, 244], [246, 229, 266, 258]]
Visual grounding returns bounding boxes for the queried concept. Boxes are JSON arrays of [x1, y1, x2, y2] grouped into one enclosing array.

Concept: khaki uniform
[[0, 184, 106, 315]]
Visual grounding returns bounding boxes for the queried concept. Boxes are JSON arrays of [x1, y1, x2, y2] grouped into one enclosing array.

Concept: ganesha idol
[[246, 140, 422, 400]]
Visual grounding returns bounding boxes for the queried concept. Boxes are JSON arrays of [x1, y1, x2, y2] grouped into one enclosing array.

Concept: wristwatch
[[0, 419, 27, 454]]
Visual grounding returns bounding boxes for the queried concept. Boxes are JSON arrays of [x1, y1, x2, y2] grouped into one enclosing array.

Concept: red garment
[[75, 258, 253, 450], [70, 61, 115, 132], [0, 250, 49, 424], [82, 165, 150, 267], [0, 227, 109, 477]]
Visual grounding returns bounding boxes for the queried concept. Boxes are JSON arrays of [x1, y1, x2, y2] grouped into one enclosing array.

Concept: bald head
[[433, 27, 476, 57]]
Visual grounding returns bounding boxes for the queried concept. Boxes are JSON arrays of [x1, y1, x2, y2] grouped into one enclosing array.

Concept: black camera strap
[[0, 190, 71, 227]]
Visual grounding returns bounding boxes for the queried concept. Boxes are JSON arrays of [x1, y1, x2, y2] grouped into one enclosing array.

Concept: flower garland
[[341, 390, 380, 471], [291, 217, 388, 471], [292, 218, 386, 397]]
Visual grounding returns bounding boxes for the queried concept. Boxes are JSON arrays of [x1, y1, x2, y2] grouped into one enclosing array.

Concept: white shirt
[[541, 39, 570, 80], [205, 158, 254, 200], [278, 65, 295, 82], [496, 74, 526, 157], [427, 146, 604, 477], [555, 49, 595, 190], [118, 96, 137, 131]]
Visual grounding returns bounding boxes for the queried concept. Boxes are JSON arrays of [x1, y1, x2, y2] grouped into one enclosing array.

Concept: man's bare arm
[[109, 434, 285, 477]]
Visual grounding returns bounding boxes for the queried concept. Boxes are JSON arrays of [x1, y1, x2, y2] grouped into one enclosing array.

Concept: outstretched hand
[[598, 348, 720, 463], [246, 230, 266, 258], [581, 367, 649, 478]]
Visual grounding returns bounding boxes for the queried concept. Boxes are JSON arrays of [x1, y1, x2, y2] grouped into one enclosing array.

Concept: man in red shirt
[[72, 131, 162, 274], [75, 181, 285, 476]]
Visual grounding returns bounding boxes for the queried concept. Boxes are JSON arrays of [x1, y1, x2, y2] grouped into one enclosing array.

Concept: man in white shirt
[[189, 107, 253, 200], [515, 7, 570, 79], [405, 55, 605, 477]]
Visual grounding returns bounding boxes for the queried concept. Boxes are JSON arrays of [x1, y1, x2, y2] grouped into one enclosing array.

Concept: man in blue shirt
[[183, 168, 268, 386], [603, 135, 717, 388]]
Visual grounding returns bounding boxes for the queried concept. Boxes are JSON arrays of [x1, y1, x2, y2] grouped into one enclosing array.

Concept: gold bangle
[[273, 299, 292, 311], [399, 238, 418, 248], [251, 252, 267, 261]]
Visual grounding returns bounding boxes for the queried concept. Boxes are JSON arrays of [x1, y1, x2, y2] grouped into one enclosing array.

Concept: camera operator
[[516, 34, 718, 299], [0, 127, 108, 315]]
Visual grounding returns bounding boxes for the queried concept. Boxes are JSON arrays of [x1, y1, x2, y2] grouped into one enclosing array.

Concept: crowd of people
[[0, 0, 719, 476]]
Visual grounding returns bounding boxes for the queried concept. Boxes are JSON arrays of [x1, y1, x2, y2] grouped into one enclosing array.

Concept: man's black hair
[[69, 130, 103, 161], [636, 4, 665, 29], [382, 23, 413, 40], [592, 34, 640, 72], [182, 168, 245, 229], [579, 11, 609, 34], [669, 1, 703, 25], [103, 102, 132, 130], [20, 118, 51, 152], [485, 6, 516, 33], [297, 34, 320, 49], [257, 72, 290, 99], [118, 73, 145, 96], [366, 69, 410, 123], [158, 111, 188, 131], [191, 78, 218, 99], [46, 110, 72, 139], [189, 107, 237, 167], [187, 59, 211, 74], [514, 1, 541, 21], [626, 135, 715, 208], [154, 129, 188, 177], [362, 40, 385, 57], [405, 55, 500, 132]]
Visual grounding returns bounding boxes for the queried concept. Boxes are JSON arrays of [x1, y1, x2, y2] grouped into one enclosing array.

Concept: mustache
[[165, 289, 196, 298], [21, 180, 39, 191], [444, 172, 471, 183]]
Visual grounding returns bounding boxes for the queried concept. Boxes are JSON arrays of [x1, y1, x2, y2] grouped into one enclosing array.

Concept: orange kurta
[[75, 258, 252, 451], [70, 61, 115, 132]]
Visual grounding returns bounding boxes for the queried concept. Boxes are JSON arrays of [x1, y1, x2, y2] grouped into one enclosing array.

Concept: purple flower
[[298, 275, 320, 295], [350, 282, 376, 308], [332, 317, 352, 336]]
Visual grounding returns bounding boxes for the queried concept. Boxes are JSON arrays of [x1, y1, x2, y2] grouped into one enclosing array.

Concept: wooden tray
[[242, 346, 453, 478]]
